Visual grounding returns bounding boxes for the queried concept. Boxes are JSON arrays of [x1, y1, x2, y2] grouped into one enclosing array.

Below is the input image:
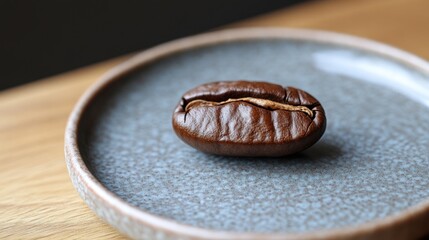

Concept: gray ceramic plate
[[65, 28, 429, 240]]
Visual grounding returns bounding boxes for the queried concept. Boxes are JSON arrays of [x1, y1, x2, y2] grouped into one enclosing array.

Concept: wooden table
[[1, 0, 429, 238]]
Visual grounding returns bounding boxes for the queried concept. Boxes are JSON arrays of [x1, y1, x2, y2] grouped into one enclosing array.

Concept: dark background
[[0, 0, 307, 91]]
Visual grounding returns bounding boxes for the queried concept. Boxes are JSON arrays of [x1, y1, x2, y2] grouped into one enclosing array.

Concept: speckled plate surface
[[65, 28, 429, 240]]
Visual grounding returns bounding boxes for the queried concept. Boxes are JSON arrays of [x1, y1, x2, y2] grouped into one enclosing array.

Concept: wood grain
[[1, 0, 429, 239]]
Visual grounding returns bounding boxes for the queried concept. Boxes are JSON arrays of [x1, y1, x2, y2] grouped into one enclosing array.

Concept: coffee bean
[[172, 81, 326, 157]]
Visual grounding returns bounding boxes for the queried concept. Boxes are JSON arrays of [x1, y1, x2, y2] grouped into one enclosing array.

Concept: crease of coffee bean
[[284, 88, 320, 111], [184, 97, 314, 118]]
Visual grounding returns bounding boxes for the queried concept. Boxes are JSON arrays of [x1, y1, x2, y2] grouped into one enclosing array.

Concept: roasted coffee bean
[[172, 81, 326, 157]]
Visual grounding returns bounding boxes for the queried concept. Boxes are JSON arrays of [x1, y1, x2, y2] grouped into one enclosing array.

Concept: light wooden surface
[[1, 0, 429, 239]]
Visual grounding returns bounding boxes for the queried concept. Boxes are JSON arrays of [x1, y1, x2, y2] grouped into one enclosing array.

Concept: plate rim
[[65, 27, 429, 240]]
